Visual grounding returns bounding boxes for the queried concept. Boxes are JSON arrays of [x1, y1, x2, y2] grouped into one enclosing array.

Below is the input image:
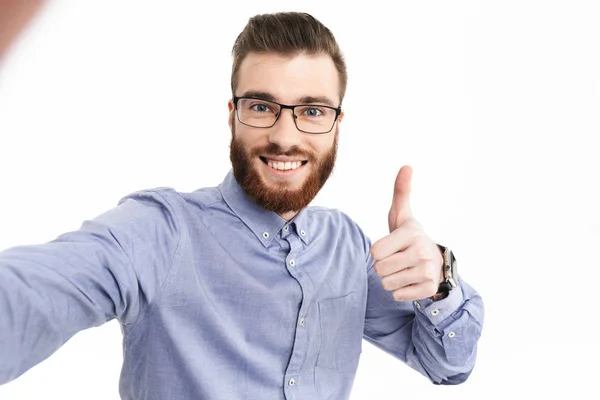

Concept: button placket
[[282, 233, 311, 382]]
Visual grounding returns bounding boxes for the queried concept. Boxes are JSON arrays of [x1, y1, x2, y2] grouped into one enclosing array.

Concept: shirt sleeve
[[362, 234, 485, 385], [0, 189, 182, 385]]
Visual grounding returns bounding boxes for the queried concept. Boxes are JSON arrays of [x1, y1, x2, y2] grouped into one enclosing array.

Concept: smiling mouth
[[259, 156, 308, 171]]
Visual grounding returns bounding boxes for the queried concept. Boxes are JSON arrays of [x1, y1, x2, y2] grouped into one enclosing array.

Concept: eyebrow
[[240, 90, 338, 107]]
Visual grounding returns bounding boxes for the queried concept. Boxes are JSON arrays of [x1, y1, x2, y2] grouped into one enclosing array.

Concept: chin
[[263, 174, 306, 192]]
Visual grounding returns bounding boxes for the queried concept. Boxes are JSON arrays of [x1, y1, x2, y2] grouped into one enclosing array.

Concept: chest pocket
[[317, 292, 363, 369]]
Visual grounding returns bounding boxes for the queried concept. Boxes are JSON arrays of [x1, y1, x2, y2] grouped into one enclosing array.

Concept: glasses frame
[[232, 96, 342, 134]]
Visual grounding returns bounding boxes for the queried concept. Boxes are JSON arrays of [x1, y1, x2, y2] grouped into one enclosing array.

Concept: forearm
[[364, 264, 484, 384], [409, 276, 484, 383]]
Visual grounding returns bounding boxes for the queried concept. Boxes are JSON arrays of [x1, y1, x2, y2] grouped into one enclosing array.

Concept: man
[[0, 11, 484, 400]]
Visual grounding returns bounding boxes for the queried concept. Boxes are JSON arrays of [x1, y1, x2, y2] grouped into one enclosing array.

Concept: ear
[[338, 110, 344, 124], [228, 99, 235, 129]]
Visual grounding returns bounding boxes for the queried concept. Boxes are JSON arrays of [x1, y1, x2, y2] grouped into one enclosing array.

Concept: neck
[[278, 210, 299, 222]]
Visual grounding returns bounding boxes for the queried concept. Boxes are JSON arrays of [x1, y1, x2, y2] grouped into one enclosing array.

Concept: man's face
[[228, 52, 343, 215]]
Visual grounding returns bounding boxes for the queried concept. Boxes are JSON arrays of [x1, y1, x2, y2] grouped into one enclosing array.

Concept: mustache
[[250, 143, 316, 161]]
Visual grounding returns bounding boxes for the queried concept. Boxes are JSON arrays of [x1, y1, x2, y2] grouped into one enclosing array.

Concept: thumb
[[388, 165, 413, 232]]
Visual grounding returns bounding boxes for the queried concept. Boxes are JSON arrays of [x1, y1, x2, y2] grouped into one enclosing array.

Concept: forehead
[[236, 52, 340, 105]]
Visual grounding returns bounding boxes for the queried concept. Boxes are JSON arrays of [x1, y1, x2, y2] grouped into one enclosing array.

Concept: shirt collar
[[219, 170, 311, 247]]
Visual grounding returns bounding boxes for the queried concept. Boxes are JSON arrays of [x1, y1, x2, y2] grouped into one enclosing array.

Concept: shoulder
[[306, 205, 372, 254], [117, 186, 180, 206], [306, 205, 357, 228], [114, 187, 184, 220], [117, 185, 223, 212]]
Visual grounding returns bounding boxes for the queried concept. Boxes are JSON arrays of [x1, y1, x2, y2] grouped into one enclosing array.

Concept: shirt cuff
[[412, 277, 465, 326]]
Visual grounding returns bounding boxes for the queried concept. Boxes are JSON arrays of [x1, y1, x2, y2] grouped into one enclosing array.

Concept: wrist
[[434, 244, 458, 300], [432, 264, 446, 301], [432, 291, 448, 301]]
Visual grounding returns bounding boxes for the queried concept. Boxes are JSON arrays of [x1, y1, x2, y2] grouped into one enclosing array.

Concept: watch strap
[[436, 244, 457, 295]]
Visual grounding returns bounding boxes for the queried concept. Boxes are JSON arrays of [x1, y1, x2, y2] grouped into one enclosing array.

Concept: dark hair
[[231, 12, 347, 103]]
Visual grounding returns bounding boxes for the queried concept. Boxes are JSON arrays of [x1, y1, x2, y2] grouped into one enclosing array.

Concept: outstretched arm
[[0, 189, 181, 385]]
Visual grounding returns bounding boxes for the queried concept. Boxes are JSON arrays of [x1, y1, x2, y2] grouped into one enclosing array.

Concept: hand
[[0, 0, 45, 61], [370, 165, 444, 302]]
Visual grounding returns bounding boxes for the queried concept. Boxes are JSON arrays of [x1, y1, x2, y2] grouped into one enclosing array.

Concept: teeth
[[267, 159, 303, 171]]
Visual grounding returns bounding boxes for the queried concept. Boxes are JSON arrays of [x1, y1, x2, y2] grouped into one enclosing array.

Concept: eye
[[300, 107, 325, 117], [249, 103, 274, 113]]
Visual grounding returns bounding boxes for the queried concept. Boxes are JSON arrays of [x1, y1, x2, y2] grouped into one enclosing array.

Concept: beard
[[229, 124, 338, 214]]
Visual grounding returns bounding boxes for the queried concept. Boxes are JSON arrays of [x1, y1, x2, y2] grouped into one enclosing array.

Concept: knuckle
[[407, 218, 421, 231], [425, 266, 438, 282], [373, 262, 383, 277], [371, 244, 384, 261], [370, 246, 379, 260], [411, 218, 423, 229], [381, 277, 391, 290], [416, 246, 433, 262], [411, 229, 423, 242]]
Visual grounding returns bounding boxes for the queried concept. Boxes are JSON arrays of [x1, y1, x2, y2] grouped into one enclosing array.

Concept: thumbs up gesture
[[370, 166, 445, 302]]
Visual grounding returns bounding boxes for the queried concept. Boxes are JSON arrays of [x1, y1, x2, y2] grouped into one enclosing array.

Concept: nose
[[267, 108, 302, 151]]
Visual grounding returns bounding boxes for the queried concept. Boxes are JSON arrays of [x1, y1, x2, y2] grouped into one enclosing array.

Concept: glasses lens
[[294, 105, 337, 133], [237, 98, 280, 128]]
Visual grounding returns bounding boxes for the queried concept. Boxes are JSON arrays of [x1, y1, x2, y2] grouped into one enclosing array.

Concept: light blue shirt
[[0, 170, 484, 399]]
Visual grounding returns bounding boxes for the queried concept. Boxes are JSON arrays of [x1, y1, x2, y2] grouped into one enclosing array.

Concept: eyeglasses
[[233, 96, 342, 134]]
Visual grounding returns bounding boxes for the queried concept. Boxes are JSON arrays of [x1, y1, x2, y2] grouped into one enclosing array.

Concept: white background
[[0, 0, 598, 399]]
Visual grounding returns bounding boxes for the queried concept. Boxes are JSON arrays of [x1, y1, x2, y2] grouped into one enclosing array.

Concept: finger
[[391, 281, 438, 302], [388, 165, 413, 232], [371, 219, 420, 261], [373, 247, 418, 277], [380, 266, 427, 291]]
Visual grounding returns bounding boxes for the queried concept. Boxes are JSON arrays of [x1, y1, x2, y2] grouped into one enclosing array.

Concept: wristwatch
[[436, 244, 458, 294]]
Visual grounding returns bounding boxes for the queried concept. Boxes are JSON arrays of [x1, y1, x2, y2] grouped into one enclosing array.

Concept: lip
[[259, 157, 307, 178], [261, 155, 308, 163]]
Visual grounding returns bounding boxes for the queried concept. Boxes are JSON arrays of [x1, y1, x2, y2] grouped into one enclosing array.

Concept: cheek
[[311, 137, 335, 155], [234, 125, 269, 151]]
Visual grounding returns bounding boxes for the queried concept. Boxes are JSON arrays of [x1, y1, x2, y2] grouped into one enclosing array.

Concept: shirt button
[[448, 331, 456, 338], [288, 378, 296, 386], [300, 229, 306, 236], [262, 232, 269, 239], [289, 259, 295, 267], [283, 225, 289, 232], [431, 309, 439, 316], [299, 317, 305, 326], [414, 301, 421, 309]]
